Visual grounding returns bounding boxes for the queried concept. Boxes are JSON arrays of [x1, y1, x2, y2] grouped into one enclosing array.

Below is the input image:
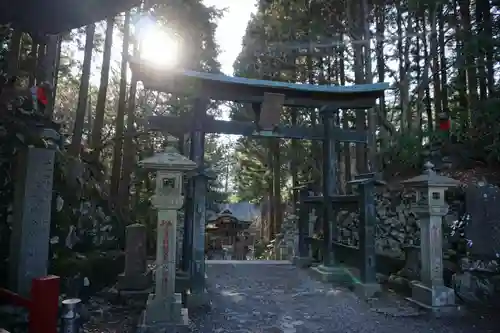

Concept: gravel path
[[190, 261, 497, 333]]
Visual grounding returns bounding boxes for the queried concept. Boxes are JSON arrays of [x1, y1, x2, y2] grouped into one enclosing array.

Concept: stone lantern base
[[407, 281, 459, 314], [138, 293, 189, 333]]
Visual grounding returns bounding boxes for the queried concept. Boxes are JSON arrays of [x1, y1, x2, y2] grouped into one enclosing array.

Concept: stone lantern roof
[[138, 136, 196, 171], [401, 161, 461, 188]]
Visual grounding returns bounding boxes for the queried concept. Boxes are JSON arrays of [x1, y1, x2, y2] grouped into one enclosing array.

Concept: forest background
[[1, 0, 498, 240]]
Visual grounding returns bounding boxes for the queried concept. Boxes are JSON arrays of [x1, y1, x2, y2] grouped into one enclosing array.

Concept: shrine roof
[[206, 203, 260, 224], [0, 0, 140, 34], [129, 57, 389, 108], [206, 210, 218, 221]]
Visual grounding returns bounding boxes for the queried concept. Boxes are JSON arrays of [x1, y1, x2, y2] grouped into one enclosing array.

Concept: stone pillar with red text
[[143, 177, 186, 327], [137, 143, 196, 332]]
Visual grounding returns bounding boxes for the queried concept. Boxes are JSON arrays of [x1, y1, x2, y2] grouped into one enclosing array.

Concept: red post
[[29, 275, 60, 333]]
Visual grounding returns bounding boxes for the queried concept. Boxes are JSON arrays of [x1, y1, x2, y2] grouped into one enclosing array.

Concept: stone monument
[[137, 137, 196, 332], [117, 223, 152, 291], [9, 147, 55, 297], [401, 161, 460, 312], [464, 184, 500, 258]]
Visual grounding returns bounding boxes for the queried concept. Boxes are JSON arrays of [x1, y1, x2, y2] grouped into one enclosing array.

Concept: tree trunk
[[91, 17, 114, 160], [350, 0, 367, 174], [86, 94, 92, 142], [454, 0, 468, 124], [362, 0, 375, 171], [28, 43, 38, 86], [7, 30, 22, 77], [478, 0, 494, 97], [429, 5, 443, 125], [375, 2, 387, 167], [306, 52, 321, 188], [35, 40, 46, 84], [111, 12, 131, 197], [475, 0, 487, 101], [459, 0, 477, 125], [480, 0, 494, 96], [69, 23, 95, 156], [415, 15, 424, 136], [422, 28, 433, 131], [438, 8, 449, 112], [119, 41, 138, 209], [396, 1, 411, 133]]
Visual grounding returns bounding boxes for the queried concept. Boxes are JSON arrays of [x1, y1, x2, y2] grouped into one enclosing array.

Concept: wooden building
[[205, 203, 259, 247]]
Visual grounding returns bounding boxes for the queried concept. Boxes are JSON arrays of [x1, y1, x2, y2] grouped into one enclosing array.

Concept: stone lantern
[[401, 161, 460, 312], [138, 136, 196, 330]]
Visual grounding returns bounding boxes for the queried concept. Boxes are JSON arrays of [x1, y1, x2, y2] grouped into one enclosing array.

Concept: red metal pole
[[0, 288, 32, 308], [29, 276, 60, 333]]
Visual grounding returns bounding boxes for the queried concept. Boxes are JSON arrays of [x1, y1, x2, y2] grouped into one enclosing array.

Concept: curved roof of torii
[[0, 0, 141, 34]]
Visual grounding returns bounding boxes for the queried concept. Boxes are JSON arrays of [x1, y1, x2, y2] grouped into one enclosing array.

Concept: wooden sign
[[258, 92, 284, 130]]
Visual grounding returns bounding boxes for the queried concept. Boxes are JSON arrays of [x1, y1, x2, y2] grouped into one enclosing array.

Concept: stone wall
[[266, 186, 500, 307], [268, 213, 299, 260], [268, 187, 460, 262]]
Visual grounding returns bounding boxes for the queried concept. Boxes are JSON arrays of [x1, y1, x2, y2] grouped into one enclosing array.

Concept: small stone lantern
[[138, 136, 196, 329], [401, 161, 460, 311]]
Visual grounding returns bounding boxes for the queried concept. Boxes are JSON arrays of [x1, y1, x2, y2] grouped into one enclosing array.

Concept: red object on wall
[[29, 275, 60, 333], [36, 87, 49, 105], [439, 119, 451, 131]]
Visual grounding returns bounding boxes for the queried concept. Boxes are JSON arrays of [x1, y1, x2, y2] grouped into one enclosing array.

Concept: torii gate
[[0, 0, 141, 34], [128, 56, 388, 307]]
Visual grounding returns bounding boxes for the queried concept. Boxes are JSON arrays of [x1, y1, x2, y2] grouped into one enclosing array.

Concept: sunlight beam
[[136, 16, 179, 68]]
